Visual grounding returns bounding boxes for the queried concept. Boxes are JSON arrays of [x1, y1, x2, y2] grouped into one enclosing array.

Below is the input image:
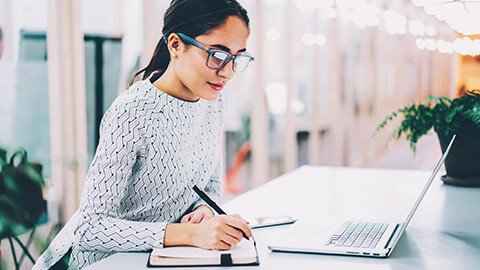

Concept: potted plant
[[376, 88, 480, 187], [0, 146, 45, 267]]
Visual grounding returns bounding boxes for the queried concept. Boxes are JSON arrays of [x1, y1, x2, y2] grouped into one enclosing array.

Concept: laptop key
[[328, 222, 388, 248], [361, 240, 374, 248], [352, 241, 363, 248], [370, 239, 381, 248], [332, 221, 352, 236]]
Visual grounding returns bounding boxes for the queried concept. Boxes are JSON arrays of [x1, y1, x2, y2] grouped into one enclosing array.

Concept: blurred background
[[1, 0, 480, 268]]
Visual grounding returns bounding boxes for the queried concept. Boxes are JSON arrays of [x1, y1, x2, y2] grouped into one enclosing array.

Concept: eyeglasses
[[172, 33, 255, 73]]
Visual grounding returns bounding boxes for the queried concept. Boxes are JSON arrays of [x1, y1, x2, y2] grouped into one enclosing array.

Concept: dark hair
[[129, 0, 249, 85]]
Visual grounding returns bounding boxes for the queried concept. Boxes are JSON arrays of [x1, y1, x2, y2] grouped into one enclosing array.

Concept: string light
[[424, 39, 437, 51], [385, 10, 407, 35], [315, 34, 326, 46], [302, 33, 326, 46], [412, 0, 480, 36], [454, 37, 480, 56], [416, 38, 425, 50], [302, 33, 316, 46], [424, 25, 437, 36], [351, 4, 380, 28], [409, 20, 425, 36], [291, 0, 480, 55]]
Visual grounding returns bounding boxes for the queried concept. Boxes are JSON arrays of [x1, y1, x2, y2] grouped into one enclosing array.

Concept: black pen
[[192, 184, 249, 240]]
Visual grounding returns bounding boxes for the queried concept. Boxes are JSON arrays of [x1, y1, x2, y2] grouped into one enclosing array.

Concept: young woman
[[33, 0, 254, 269]]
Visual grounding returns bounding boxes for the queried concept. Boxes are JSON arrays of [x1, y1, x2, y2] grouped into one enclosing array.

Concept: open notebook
[[147, 238, 259, 267]]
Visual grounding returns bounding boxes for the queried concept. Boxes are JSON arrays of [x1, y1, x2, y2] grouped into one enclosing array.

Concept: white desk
[[85, 166, 480, 269]]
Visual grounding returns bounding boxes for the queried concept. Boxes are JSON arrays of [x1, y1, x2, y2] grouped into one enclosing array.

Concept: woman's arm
[[75, 98, 167, 252], [76, 215, 167, 252]]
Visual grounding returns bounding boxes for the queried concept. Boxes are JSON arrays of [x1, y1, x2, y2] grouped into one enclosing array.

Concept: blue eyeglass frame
[[166, 33, 255, 73]]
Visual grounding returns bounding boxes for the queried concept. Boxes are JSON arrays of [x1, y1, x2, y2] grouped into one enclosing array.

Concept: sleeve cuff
[[191, 201, 216, 216], [154, 222, 168, 248]]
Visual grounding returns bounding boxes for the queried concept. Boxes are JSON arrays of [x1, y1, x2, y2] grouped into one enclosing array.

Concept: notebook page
[[152, 238, 256, 259]]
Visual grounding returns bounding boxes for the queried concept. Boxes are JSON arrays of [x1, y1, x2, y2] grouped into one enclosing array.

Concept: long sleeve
[[191, 107, 224, 211], [75, 99, 166, 252], [35, 80, 225, 269]]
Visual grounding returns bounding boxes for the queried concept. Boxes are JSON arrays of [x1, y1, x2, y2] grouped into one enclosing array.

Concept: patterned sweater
[[33, 79, 224, 269]]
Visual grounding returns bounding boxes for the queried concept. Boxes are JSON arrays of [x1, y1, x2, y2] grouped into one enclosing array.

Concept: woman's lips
[[207, 82, 225, 91]]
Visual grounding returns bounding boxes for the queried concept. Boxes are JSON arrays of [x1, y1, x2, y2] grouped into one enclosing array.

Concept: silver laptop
[[268, 135, 456, 257]]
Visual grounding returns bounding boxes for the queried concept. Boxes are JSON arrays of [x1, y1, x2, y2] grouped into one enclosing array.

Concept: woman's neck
[[152, 66, 199, 102]]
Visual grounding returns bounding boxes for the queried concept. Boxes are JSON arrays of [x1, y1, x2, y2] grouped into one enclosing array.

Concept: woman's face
[[173, 16, 250, 101]]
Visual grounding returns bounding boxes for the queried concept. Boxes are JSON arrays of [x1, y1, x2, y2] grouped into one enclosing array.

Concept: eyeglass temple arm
[[176, 33, 210, 51]]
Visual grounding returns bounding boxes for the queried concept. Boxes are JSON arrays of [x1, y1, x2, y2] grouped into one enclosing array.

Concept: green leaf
[[445, 109, 457, 123], [0, 147, 7, 166], [0, 147, 45, 238]]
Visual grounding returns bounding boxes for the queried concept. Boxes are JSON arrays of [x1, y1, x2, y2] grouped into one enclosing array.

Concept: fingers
[[215, 240, 232, 250], [219, 231, 241, 247], [182, 213, 203, 224], [192, 216, 252, 250], [223, 223, 244, 242], [181, 214, 192, 223], [197, 205, 214, 217], [190, 212, 204, 224], [183, 207, 214, 224], [231, 213, 250, 224], [223, 215, 252, 238]]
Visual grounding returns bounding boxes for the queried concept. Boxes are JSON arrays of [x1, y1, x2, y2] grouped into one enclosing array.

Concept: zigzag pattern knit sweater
[[33, 79, 224, 269]]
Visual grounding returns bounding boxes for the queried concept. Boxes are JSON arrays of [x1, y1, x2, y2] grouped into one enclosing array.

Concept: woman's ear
[[168, 33, 182, 59]]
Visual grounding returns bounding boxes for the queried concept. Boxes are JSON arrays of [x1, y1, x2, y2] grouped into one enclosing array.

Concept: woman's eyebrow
[[210, 44, 247, 53]]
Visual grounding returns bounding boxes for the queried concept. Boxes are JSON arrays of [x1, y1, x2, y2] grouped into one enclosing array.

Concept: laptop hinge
[[384, 223, 405, 251]]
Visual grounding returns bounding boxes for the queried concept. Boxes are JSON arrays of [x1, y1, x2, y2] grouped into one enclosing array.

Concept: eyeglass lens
[[207, 51, 252, 73]]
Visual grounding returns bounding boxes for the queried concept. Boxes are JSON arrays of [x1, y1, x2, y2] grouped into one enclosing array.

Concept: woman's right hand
[[190, 214, 252, 250]]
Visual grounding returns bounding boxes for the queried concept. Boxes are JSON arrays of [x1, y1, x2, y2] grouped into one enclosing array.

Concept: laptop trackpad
[[271, 217, 344, 248]]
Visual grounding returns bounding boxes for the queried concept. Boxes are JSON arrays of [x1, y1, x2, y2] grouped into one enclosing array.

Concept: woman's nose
[[217, 60, 235, 80]]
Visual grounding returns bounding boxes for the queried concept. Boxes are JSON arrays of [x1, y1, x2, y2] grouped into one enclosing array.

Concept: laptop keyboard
[[324, 221, 389, 249]]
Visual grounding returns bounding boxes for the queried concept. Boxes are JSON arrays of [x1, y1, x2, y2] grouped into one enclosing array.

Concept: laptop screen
[[403, 134, 456, 228]]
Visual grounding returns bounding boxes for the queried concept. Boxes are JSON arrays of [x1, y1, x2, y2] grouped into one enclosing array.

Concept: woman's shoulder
[[108, 80, 161, 112], [117, 80, 157, 104], [100, 80, 157, 124]]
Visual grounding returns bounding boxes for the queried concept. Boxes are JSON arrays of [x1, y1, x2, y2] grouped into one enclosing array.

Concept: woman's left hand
[[181, 205, 214, 224]]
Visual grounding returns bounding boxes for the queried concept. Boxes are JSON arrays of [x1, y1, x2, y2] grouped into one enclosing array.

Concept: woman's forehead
[[196, 16, 249, 53]]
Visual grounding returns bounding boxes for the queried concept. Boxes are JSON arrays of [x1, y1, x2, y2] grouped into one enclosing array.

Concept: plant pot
[[437, 123, 480, 187]]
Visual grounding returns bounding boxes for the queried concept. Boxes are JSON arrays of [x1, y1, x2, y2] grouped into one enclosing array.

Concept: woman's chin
[[200, 91, 221, 101]]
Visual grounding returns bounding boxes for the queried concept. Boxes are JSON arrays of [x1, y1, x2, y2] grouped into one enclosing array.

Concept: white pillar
[[283, 0, 298, 172], [308, 10, 321, 166], [250, 0, 269, 187], [327, 19, 343, 166], [47, 0, 88, 221], [142, 0, 158, 68], [113, 0, 124, 34], [344, 23, 356, 166]]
